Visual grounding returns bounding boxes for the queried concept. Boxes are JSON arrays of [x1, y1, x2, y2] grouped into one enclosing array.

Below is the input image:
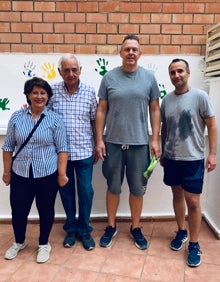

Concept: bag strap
[[13, 113, 45, 161]]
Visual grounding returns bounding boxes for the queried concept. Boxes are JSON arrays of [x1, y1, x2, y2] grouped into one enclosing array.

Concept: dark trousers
[[10, 167, 58, 245]]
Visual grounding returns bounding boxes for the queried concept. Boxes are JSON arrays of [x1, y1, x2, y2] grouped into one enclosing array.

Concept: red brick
[[151, 14, 172, 23], [12, 1, 33, 11], [1, 32, 20, 44], [140, 24, 160, 34], [163, 3, 183, 13], [56, 2, 76, 12], [99, 2, 120, 13], [160, 45, 181, 54], [65, 13, 86, 23], [87, 13, 107, 23], [162, 24, 182, 34], [141, 3, 162, 13], [184, 3, 205, 13], [183, 25, 203, 35], [34, 2, 55, 12], [54, 23, 75, 34], [11, 23, 32, 33], [77, 2, 98, 13], [141, 45, 159, 55], [0, 12, 20, 22], [54, 45, 76, 54], [22, 34, 42, 43], [119, 24, 140, 34], [0, 23, 10, 32], [206, 4, 220, 14], [33, 23, 53, 33], [43, 34, 64, 44], [44, 13, 64, 23], [181, 45, 201, 54], [32, 44, 54, 53], [97, 24, 118, 34], [11, 44, 33, 53], [75, 45, 96, 54], [172, 35, 192, 45], [0, 1, 10, 10], [65, 34, 85, 44], [192, 35, 206, 45], [194, 14, 214, 24], [86, 34, 106, 44], [150, 35, 171, 45], [130, 13, 150, 24], [119, 2, 140, 12], [97, 45, 118, 54], [76, 23, 96, 34], [173, 14, 193, 24], [109, 13, 129, 23], [0, 44, 10, 52], [22, 12, 43, 22]]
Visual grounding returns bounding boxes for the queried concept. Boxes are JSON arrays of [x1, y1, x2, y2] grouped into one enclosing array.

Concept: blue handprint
[[23, 61, 36, 77]]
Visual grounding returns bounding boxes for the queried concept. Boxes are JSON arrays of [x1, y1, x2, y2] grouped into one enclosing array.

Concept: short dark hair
[[24, 77, 53, 105], [122, 34, 140, 44], [168, 58, 190, 72]]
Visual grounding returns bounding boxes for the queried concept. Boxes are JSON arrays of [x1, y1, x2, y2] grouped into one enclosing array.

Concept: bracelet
[[3, 172, 11, 175]]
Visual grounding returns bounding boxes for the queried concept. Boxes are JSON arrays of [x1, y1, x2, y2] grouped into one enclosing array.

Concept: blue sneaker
[[80, 233, 95, 251], [100, 225, 117, 247], [170, 229, 188, 251], [187, 242, 201, 267], [63, 232, 76, 248], [130, 226, 148, 250]]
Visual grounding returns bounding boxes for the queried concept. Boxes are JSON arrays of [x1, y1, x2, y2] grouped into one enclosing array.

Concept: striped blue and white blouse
[[2, 107, 68, 178]]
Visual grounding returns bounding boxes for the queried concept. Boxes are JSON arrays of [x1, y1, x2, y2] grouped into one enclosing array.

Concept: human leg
[[10, 171, 35, 244], [75, 156, 94, 235], [75, 156, 95, 250], [59, 160, 77, 237], [129, 193, 143, 229], [35, 171, 59, 245], [100, 143, 124, 247], [5, 171, 34, 259], [170, 186, 188, 250]]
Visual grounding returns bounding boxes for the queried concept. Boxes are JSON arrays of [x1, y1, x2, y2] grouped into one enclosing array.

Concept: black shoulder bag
[[12, 114, 45, 162]]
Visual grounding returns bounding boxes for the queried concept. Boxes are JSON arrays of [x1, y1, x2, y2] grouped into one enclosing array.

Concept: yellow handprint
[[41, 62, 56, 80]]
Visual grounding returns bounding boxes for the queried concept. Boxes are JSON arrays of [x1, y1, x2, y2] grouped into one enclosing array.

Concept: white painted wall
[[203, 78, 220, 237], [0, 54, 219, 237]]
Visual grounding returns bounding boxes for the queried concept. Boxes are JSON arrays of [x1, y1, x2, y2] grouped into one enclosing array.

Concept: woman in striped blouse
[[2, 77, 68, 263]]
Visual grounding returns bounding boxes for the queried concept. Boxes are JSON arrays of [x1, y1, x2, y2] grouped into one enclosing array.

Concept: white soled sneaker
[[5, 242, 26, 260], [37, 243, 51, 263]]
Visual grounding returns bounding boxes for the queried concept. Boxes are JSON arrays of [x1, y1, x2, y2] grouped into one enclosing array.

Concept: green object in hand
[[143, 156, 158, 179]]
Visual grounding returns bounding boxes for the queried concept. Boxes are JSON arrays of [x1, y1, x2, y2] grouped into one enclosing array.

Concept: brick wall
[[0, 0, 219, 55]]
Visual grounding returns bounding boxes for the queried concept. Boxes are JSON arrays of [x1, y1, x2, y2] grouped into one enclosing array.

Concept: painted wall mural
[[0, 54, 206, 134]]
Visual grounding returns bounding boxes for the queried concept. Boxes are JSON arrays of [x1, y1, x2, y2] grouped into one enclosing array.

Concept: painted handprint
[[158, 83, 167, 99], [95, 58, 109, 76], [0, 98, 10, 110], [146, 63, 158, 74], [23, 61, 36, 77], [41, 62, 56, 80]]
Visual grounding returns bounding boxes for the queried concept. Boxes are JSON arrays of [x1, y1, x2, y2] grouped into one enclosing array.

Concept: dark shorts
[[163, 158, 205, 194], [102, 143, 150, 197]]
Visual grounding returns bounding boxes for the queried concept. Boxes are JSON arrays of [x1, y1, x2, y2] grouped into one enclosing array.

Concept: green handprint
[[158, 84, 167, 99], [41, 62, 56, 80], [95, 58, 109, 76], [0, 98, 10, 110]]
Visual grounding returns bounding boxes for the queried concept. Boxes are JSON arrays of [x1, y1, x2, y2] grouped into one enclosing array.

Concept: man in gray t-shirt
[[95, 35, 161, 250], [161, 58, 217, 267]]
